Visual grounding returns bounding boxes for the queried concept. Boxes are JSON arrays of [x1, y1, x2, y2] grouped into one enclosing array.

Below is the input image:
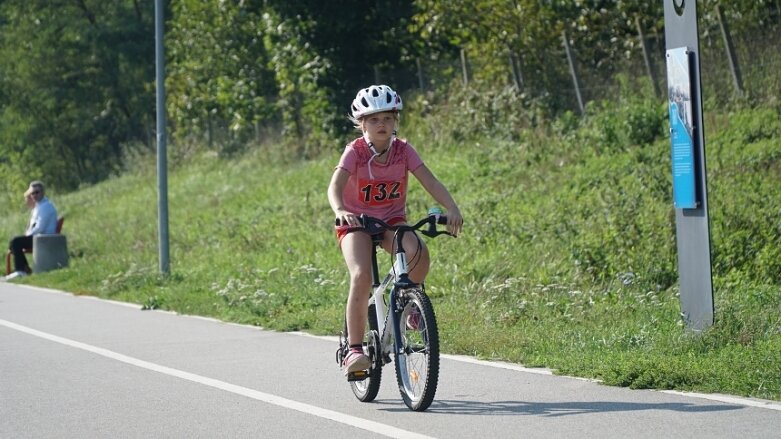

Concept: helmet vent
[[372, 88, 380, 97], [361, 97, 369, 108]]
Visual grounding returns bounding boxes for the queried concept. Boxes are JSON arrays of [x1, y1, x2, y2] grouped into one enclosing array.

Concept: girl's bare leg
[[341, 232, 374, 346]]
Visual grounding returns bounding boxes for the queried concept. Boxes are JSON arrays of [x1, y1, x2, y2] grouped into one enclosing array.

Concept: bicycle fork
[[389, 245, 418, 346], [371, 247, 417, 365]]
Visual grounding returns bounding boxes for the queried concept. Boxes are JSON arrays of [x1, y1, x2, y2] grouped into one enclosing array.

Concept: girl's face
[[361, 111, 397, 145]]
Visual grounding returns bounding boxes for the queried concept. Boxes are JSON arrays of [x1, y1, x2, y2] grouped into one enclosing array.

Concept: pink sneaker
[[406, 306, 422, 330], [342, 350, 371, 375]]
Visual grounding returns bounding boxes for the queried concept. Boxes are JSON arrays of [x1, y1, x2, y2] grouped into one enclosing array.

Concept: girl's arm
[[412, 164, 463, 236], [328, 168, 361, 227]]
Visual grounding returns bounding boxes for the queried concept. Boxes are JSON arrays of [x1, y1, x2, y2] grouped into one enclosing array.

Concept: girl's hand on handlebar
[[446, 206, 463, 237], [335, 210, 360, 228]]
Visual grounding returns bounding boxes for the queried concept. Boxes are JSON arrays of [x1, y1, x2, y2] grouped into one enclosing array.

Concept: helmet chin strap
[[364, 130, 397, 154], [364, 130, 397, 180]]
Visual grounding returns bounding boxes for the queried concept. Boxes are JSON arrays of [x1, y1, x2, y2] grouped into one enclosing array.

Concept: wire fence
[[374, 9, 781, 116], [197, 8, 781, 152]]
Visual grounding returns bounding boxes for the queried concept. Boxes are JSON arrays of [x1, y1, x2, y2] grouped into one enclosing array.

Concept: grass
[[2, 93, 780, 402]]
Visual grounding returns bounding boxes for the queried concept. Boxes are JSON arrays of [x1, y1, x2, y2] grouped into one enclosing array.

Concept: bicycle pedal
[[347, 370, 369, 382]]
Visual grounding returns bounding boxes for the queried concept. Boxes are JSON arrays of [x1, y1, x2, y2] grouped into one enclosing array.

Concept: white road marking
[[294, 332, 781, 410], [440, 354, 555, 376], [660, 390, 781, 412], [0, 318, 436, 439], [12, 285, 781, 412]]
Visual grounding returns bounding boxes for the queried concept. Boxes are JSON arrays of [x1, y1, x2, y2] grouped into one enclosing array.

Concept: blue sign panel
[[666, 47, 698, 209]]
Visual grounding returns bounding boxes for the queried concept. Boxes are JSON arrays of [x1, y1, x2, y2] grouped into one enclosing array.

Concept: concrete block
[[33, 234, 69, 274]]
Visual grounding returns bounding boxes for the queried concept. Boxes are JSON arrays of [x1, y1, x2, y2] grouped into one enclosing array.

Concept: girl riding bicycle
[[327, 84, 463, 375]]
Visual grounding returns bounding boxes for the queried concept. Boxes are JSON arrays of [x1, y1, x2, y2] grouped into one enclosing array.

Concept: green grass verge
[[2, 96, 780, 402]]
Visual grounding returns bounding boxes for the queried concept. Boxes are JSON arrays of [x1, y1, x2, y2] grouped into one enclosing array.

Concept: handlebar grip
[[436, 215, 448, 225]]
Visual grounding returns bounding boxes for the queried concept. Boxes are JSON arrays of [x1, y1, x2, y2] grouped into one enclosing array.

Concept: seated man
[[5, 181, 58, 280]]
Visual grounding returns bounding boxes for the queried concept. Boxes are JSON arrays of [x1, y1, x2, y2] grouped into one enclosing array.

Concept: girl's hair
[[349, 111, 400, 132]]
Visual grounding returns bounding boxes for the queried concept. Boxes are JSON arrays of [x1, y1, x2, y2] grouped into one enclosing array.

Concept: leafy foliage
[[0, 0, 155, 190], [166, 0, 277, 148], [260, 9, 336, 151], [2, 1, 780, 192]]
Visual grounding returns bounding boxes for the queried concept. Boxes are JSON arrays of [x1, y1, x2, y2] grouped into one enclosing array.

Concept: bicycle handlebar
[[335, 213, 454, 238]]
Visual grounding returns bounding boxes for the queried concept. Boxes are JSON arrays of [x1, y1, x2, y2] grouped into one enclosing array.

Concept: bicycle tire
[[351, 303, 382, 402], [393, 287, 439, 411]]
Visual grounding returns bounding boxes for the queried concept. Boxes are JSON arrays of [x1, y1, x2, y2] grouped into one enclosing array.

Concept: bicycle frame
[[339, 212, 452, 411], [365, 215, 443, 363]]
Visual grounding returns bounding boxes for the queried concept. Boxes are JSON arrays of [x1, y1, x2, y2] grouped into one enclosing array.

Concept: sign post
[[663, 0, 714, 331], [155, 0, 170, 275]]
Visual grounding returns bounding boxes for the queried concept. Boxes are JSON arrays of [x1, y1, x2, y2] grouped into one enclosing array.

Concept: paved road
[[2, 283, 779, 438]]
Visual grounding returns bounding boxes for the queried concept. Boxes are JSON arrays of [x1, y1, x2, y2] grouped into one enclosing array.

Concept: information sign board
[[666, 47, 698, 209]]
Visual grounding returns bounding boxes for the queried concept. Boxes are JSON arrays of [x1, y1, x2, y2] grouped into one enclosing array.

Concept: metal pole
[[155, 0, 170, 275], [562, 29, 585, 115], [715, 5, 744, 96], [508, 49, 521, 90], [416, 57, 425, 90], [460, 49, 469, 87], [636, 16, 661, 98], [663, 0, 714, 332], [513, 51, 525, 89]]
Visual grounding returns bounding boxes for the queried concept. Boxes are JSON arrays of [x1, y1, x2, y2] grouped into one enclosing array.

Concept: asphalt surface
[[2, 283, 779, 438]]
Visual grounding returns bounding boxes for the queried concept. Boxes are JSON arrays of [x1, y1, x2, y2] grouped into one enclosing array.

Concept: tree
[[166, 0, 276, 148], [0, 0, 155, 190], [167, 1, 420, 149]]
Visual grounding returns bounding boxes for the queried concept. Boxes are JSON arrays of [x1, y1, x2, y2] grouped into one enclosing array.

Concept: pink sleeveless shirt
[[336, 137, 424, 222]]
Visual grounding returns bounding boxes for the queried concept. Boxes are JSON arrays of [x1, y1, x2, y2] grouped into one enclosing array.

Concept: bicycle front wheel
[[394, 287, 439, 411]]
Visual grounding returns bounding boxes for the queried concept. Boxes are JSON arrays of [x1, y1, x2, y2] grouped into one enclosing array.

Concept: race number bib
[[358, 178, 404, 206]]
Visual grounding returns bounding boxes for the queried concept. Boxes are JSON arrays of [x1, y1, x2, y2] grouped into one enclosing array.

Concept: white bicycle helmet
[[350, 85, 403, 119]]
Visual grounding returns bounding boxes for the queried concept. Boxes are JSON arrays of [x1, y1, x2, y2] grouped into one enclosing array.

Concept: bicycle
[[335, 209, 454, 412]]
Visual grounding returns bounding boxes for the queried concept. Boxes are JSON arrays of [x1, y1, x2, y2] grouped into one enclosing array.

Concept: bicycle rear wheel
[[350, 303, 382, 402], [394, 287, 439, 411]]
